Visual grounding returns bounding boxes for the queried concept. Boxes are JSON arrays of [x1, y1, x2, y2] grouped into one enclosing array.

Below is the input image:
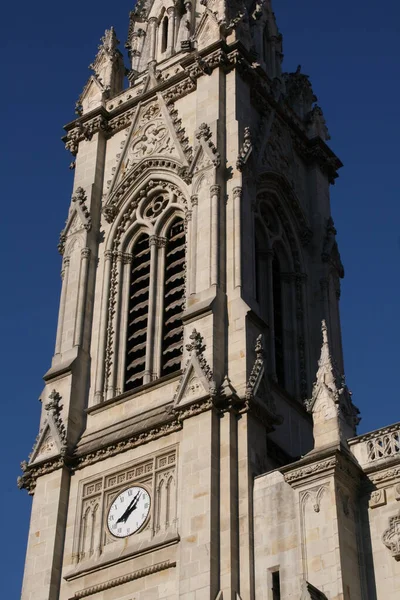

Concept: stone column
[[148, 17, 158, 61], [73, 248, 91, 347], [94, 250, 113, 404], [54, 256, 70, 356], [153, 237, 167, 378], [190, 195, 198, 295], [210, 185, 220, 287], [233, 187, 242, 290], [106, 251, 124, 400], [144, 236, 158, 383], [116, 253, 132, 396], [167, 7, 175, 56]]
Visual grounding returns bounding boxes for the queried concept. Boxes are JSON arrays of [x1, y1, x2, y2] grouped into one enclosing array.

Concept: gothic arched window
[[120, 201, 186, 393], [254, 194, 302, 397]]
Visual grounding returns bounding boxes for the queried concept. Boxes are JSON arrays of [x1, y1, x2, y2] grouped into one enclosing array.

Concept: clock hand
[[122, 492, 142, 521], [116, 491, 140, 524]]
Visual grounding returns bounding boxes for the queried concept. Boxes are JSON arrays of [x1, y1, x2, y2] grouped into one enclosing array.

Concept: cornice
[[69, 560, 176, 599], [61, 41, 342, 181], [18, 393, 217, 494], [281, 447, 363, 489]]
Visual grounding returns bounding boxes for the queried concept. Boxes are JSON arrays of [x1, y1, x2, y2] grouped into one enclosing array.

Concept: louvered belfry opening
[[125, 234, 150, 391], [161, 218, 185, 376]]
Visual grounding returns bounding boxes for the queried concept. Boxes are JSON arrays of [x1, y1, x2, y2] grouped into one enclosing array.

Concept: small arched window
[[125, 234, 150, 391], [162, 218, 185, 376], [161, 16, 169, 54], [272, 253, 285, 387]]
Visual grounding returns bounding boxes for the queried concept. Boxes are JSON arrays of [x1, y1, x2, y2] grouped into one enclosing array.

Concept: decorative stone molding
[[63, 113, 110, 156], [369, 465, 400, 485], [306, 105, 330, 142], [104, 95, 192, 204], [383, 513, 400, 561], [283, 451, 361, 488], [188, 122, 221, 176], [69, 560, 176, 599], [25, 390, 67, 467], [71, 188, 92, 231], [172, 329, 217, 409], [300, 484, 329, 514], [242, 335, 282, 429], [18, 455, 65, 495], [76, 418, 183, 470], [369, 489, 387, 509], [322, 216, 344, 278], [237, 126, 252, 171], [58, 187, 91, 255], [232, 186, 242, 200], [104, 163, 187, 228], [18, 412, 185, 494], [245, 335, 265, 401], [284, 457, 336, 484]]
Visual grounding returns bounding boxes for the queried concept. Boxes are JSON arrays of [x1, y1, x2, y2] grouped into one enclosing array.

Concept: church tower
[[19, 2, 373, 599]]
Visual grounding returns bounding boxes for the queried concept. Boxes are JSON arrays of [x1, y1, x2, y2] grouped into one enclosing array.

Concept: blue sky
[[1, 0, 399, 596]]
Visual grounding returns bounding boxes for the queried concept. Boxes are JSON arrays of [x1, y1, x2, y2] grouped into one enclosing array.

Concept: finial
[[306, 320, 360, 447], [321, 319, 328, 345]]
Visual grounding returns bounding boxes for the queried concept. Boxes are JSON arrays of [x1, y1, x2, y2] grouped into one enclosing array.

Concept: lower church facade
[[19, 2, 399, 599]]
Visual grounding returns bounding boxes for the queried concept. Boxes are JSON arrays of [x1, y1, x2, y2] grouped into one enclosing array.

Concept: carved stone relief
[[369, 489, 387, 509], [382, 512, 400, 561]]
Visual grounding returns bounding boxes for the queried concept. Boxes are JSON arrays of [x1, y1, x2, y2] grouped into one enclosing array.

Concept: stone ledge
[[65, 532, 179, 581]]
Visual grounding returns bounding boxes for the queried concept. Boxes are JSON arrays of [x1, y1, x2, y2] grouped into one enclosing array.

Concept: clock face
[[107, 486, 151, 538]]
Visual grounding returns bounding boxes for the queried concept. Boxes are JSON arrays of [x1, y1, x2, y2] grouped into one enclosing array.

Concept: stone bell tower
[[19, 2, 353, 599]]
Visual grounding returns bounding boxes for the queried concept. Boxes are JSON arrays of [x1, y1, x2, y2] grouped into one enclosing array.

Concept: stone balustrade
[[349, 423, 400, 468]]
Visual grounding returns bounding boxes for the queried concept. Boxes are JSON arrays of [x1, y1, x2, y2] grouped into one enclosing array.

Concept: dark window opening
[[161, 219, 185, 376], [161, 16, 168, 53], [272, 570, 281, 600], [272, 254, 285, 387], [125, 235, 150, 391]]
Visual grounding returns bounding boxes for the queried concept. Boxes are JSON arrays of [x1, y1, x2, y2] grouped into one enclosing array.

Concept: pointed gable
[[172, 329, 217, 408], [29, 391, 67, 466], [105, 92, 192, 202]]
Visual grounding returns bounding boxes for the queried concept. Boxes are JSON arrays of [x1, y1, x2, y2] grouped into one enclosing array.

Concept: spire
[[306, 321, 360, 449], [76, 27, 125, 115]]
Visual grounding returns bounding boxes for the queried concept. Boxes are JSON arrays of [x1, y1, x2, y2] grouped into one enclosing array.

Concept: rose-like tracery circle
[[143, 194, 169, 221]]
